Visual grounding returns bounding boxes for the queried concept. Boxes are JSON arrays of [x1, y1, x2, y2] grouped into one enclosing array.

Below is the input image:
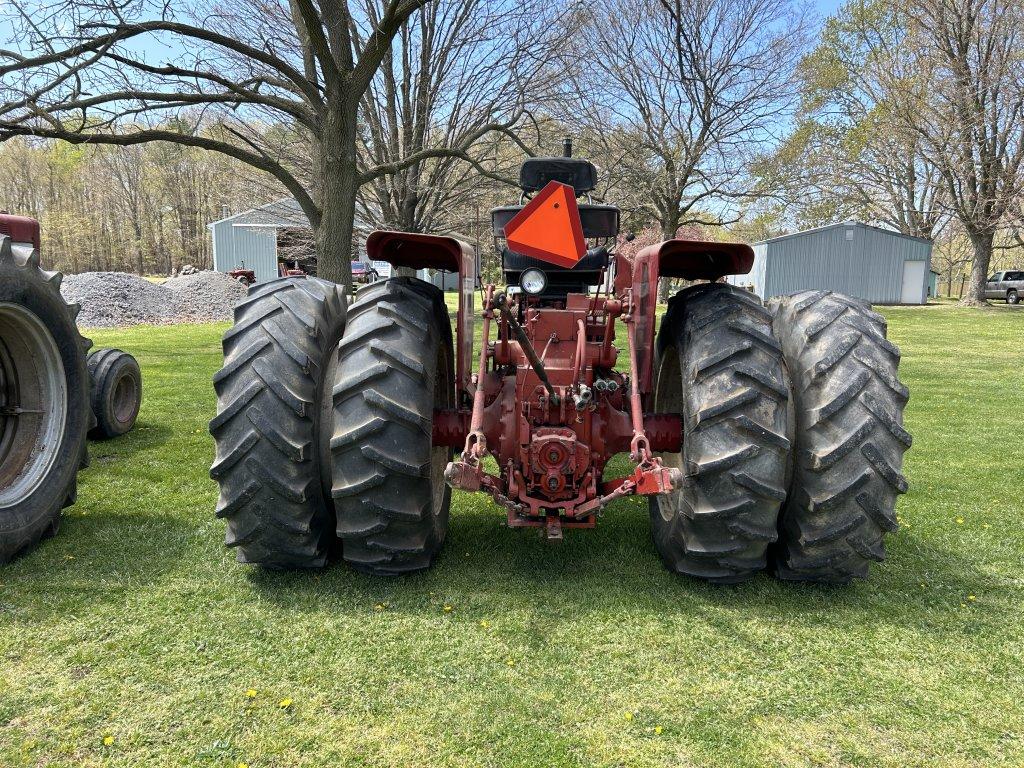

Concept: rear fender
[[0, 213, 41, 250], [625, 238, 755, 397], [366, 230, 477, 400]]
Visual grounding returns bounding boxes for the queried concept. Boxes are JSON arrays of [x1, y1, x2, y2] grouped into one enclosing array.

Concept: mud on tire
[[651, 283, 793, 583], [330, 277, 454, 576], [0, 236, 90, 563], [210, 276, 346, 568], [769, 291, 910, 583]]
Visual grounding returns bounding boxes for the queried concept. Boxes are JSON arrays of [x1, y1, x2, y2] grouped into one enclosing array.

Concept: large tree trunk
[[960, 229, 994, 306], [314, 106, 358, 294], [657, 219, 679, 303], [389, 192, 419, 279]]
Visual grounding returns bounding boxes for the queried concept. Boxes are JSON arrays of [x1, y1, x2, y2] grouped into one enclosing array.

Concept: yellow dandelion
[[960, 603, 967, 608], [238, 763, 249, 768], [655, 726, 664, 735], [480, 620, 490, 628], [505, 658, 515, 667], [968, 595, 976, 601], [374, 603, 386, 612], [982, 523, 990, 529], [443, 605, 453, 613], [102, 735, 114, 746], [245, 688, 257, 698], [624, 712, 634, 722], [279, 698, 293, 709], [956, 518, 964, 525]]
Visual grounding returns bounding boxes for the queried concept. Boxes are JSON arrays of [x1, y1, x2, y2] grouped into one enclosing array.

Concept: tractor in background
[[0, 214, 142, 563]]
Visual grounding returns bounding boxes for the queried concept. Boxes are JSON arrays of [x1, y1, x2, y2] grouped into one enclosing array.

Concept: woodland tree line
[[1, 0, 1022, 303]]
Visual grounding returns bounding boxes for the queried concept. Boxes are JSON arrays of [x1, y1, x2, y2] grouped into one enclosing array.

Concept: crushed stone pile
[[60, 270, 247, 328], [163, 270, 248, 323]]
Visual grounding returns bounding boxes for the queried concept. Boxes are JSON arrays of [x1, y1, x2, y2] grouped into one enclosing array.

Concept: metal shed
[[209, 198, 309, 283], [727, 222, 933, 305], [209, 198, 451, 287]]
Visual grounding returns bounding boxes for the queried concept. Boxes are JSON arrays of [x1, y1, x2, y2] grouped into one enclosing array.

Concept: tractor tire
[[650, 283, 793, 583], [0, 236, 90, 563], [330, 277, 454, 576], [87, 348, 142, 439], [209, 276, 346, 568], [769, 291, 911, 583]]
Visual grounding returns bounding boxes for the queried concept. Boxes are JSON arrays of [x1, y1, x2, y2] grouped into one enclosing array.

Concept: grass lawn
[[1, 301, 1023, 767]]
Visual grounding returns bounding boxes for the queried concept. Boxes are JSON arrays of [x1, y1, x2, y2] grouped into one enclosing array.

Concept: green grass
[[1, 304, 1023, 767]]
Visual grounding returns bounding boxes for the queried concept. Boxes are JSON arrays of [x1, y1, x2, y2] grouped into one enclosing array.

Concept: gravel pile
[[61, 270, 247, 328], [163, 270, 248, 323]]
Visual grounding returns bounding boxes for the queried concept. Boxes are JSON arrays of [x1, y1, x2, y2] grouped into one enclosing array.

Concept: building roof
[[754, 221, 933, 247], [209, 197, 378, 233], [209, 197, 310, 229]]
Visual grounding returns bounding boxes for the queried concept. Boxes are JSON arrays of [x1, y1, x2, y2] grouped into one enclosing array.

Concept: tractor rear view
[[210, 146, 910, 583]]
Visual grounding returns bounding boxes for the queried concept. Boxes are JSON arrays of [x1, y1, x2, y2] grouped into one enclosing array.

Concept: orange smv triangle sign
[[503, 181, 587, 268]]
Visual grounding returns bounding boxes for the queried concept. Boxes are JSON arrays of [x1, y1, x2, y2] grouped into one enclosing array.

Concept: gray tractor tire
[[330, 278, 454, 575], [0, 236, 90, 563], [210, 276, 346, 568], [651, 283, 793, 583], [769, 291, 911, 583], [87, 348, 142, 439]]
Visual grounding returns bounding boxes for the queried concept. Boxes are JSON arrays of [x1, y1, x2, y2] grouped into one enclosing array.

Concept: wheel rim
[[0, 302, 67, 508], [112, 372, 136, 424]]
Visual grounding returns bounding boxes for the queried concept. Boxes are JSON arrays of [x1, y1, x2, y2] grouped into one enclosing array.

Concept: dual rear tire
[[211, 275, 909, 584], [210, 276, 451, 575], [652, 285, 911, 584]]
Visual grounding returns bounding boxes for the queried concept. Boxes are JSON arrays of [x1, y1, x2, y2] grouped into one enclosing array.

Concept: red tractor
[[227, 266, 256, 286], [210, 151, 910, 583]]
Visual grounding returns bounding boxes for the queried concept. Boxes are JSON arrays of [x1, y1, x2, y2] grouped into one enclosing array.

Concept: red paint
[[0, 213, 41, 250]]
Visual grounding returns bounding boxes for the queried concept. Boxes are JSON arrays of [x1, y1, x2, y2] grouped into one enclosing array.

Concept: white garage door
[[900, 260, 926, 304]]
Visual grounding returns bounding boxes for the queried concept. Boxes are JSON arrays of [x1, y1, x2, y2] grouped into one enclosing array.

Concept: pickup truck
[[984, 270, 1024, 304]]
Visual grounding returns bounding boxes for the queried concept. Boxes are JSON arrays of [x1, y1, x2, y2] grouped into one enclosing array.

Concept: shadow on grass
[[0, 507, 197, 622], [87, 421, 175, 456], [243, 495, 992, 637]]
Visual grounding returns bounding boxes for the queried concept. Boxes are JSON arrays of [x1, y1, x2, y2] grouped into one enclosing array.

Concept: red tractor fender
[[619, 238, 755, 396], [365, 230, 477, 399], [0, 213, 42, 250]]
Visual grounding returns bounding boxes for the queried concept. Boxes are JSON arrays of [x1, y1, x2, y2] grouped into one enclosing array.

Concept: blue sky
[[3, 0, 850, 62]]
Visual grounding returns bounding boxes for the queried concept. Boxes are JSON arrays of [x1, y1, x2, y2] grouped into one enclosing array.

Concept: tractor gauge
[[521, 268, 547, 295]]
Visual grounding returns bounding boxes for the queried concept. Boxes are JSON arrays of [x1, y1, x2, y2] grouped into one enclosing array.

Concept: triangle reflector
[[503, 181, 586, 267]]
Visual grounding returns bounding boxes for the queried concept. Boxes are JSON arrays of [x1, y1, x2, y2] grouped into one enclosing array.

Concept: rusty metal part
[[622, 292, 652, 463], [494, 292, 560, 406], [459, 285, 494, 465]]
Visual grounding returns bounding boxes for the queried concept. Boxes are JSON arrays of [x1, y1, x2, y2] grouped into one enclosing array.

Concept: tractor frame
[[366, 228, 755, 539]]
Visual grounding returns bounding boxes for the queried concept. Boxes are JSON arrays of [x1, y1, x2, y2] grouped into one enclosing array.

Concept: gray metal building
[[210, 198, 310, 283], [727, 222, 933, 305], [209, 197, 454, 287]]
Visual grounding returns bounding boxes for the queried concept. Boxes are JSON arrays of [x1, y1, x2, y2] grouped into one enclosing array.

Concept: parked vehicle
[[350, 260, 379, 284], [0, 214, 91, 562], [227, 267, 256, 286], [209, 145, 911, 584], [984, 270, 1024, 304]]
